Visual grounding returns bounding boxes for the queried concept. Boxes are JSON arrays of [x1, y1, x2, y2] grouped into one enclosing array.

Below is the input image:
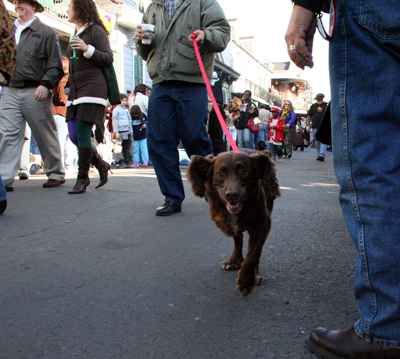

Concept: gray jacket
[[136, 0, 230, 85], [10, 17, 63, 89]]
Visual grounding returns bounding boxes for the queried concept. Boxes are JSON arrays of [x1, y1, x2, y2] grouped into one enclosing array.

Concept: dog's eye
[[240, 169, 247, 176], [217, 171, 225, 178]]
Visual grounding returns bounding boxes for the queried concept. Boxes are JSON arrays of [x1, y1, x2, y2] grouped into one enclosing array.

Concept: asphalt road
[[0, 147, 359, 359]]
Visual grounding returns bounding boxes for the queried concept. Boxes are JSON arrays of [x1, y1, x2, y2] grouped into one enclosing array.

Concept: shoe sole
[[306, 337, 344, 359], [155, 209, 181, 216], [43, 180, 66, 188]]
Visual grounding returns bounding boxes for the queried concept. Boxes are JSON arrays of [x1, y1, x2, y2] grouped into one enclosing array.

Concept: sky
[[216, 0, 331, 100]]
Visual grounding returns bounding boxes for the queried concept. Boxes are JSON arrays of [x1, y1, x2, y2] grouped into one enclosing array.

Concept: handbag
[[247, 117, 260, 134], [91, 26, 120, 106]]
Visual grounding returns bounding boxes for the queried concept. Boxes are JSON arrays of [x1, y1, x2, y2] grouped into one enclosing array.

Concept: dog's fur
[[227, 96, 241, 122], [187, 149, 280, 296]]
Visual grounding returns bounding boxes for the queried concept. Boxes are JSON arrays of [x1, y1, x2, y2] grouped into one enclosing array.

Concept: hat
[[271, 107, 280, 113], [8, 0, 45, 13], [314, 93, 325, 100]]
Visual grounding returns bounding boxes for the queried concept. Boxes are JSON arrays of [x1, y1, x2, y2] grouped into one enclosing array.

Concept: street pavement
[[0, 147, 359, 359]]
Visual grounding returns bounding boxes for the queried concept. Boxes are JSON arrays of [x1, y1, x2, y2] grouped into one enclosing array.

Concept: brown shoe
[[42, 179, 66, 188], [306, 326, 400, 359]]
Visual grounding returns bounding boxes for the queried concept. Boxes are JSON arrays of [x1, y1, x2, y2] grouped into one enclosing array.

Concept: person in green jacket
[[136, 0, 230, 216]]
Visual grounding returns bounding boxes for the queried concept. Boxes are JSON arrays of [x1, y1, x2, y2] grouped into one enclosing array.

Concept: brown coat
[[66, 24, 113, 108]]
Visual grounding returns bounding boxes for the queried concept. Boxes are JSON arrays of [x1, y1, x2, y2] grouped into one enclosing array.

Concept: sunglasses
[[316, 3, 336, 42], [284, 103, 291, 105]]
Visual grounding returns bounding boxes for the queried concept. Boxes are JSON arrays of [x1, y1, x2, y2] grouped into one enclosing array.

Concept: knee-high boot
[[91, 145, 111, 189], [68, 147, 92, 194]]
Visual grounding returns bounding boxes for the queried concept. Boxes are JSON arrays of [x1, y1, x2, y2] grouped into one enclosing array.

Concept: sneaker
[[142, 162, 148, 167], [278, 157, 283, 162], [287, 153, 292, 159], [131, 163, 140, 168]]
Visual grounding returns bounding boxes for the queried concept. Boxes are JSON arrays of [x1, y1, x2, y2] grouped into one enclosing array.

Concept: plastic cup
[[141, 24, 155, 45]]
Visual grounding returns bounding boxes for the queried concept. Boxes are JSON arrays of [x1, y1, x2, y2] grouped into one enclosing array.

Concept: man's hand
[[189, 30, 206, 46], [114, 132, 120, 140], [306, 125, 311, 132], [136, 25, 144, 41], [285, 5, 317, 70], [0, 72, 5, 85], [34, 85, 49, 102]]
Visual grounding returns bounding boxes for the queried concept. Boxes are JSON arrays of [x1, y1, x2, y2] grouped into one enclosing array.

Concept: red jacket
[[267, 117, 285, 143]]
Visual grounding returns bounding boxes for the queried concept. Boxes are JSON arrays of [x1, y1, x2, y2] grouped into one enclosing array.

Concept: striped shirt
[[165, 0, 180, 20]]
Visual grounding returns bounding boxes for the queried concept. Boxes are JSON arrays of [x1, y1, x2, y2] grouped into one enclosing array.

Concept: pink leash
[[191, 34, 239, 152]]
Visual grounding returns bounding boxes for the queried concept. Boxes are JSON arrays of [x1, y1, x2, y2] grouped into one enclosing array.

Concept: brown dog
[[187, 149, 280, 296]]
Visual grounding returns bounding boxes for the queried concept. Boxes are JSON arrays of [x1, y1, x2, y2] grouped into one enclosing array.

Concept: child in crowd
[[131, 105, 149, 167], [112, 94, 133, 168], [267, 107, 285, 161]]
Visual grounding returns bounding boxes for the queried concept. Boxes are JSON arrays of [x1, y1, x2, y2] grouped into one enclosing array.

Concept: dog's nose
[[225, 190, 238, 201]]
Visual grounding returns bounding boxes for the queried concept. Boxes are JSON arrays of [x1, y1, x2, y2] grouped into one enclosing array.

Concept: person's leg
[[277, 145, 283, 159], [0, 174, 6, 214], [312, 128, 321, 156], [19, 124, 31, 177], [54, 114, 68, 167], [68, 119, 93, 194], [147, 83, 183, 205], [67, 118, 79, 147], [236, 129, 244, 148], [329, 0, 400, 347], [0, 87, 27, 187], [21, 88, 65, 182], [175, 82, 213, 159], [270, 143, 277, 161], [243, 128, 251, 148], [133, 140, 140, 165], [286, 126, 295, 157], [140, 138, 149, 164]]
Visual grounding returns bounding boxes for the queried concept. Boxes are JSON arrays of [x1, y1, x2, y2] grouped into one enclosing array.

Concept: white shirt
[[14, 17, 37, 45], [129, 92, 149, 115]]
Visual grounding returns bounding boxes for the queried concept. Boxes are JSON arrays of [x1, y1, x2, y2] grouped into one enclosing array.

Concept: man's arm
[[285, 4, 317, 70], [41, 30, 64, 90], [192, 0, 230, 52]]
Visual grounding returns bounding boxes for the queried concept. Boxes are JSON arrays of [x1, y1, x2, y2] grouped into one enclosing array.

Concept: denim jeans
[[258, 124, 268, 143], [134, 138, 149, 164], [236, 128, 251, 148], [0, 174, 6, 201], [330, 0, 400, 347], [269, 143, 283, 161], [147, 81, 213, 205], [312, 127, 327, 158]]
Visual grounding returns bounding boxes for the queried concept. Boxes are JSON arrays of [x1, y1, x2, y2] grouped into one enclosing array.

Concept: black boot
[[68, 147, 92, 194], [91, 145, 111, 189]]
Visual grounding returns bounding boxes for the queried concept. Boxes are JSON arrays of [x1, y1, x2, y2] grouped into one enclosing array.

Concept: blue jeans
[[258, 124, 268, 143], [147, 81, 213, 205], [312, 127, 327, 158], [236, 128, 251, 148], [330, 0, 400, 347], [0, 174, 6, 201], [134, 138, 149, 164]]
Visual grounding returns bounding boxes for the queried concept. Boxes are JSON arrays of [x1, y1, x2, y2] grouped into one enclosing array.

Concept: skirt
[[66, 103, 106, 124]]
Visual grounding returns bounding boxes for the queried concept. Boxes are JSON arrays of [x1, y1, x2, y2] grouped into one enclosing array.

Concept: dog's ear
[[187, 154, 215, 198], [250, 152, 281, 200]]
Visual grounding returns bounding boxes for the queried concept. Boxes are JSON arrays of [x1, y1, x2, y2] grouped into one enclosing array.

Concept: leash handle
[[191, 33, 239, 152]]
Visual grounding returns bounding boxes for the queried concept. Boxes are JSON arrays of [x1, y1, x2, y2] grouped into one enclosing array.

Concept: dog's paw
[[255, 275, 264, 286], [236, 272, 256, 297], [221, 259, 242, 271]]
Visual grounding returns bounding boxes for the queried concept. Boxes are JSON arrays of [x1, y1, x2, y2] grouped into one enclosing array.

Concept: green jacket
[[136, 0, 230, 85]]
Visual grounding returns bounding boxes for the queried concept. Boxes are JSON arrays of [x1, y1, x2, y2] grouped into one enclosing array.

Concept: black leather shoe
[[306, 326, 400, 359], [5, 186, 13, 192], [317, 156, 325, 162], [155, 201, 182, 216], [19, 173, 29, 180]]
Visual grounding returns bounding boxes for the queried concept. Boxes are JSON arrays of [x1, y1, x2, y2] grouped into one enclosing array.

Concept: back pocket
[[359, 0, 400, 39]]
